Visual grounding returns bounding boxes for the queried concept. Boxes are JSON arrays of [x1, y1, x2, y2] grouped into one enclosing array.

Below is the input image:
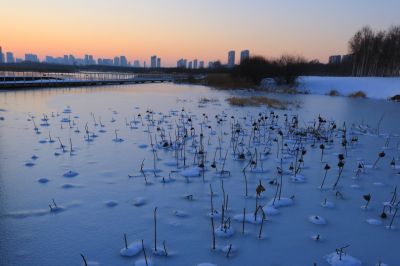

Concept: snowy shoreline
[[297, 76, 400, 100]]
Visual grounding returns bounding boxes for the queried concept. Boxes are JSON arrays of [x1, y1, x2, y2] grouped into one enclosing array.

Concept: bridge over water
[[0, 71, 186, 89]]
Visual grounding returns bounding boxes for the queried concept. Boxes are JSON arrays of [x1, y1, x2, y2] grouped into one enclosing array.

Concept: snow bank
[[298, 76, 400, 99]]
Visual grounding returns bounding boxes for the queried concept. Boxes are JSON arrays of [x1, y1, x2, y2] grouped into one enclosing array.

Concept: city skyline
[[2, 0, 400, 66], [0, 46, 252, 69]]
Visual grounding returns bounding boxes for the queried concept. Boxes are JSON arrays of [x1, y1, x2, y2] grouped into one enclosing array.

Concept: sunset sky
[[2, 0, 400, 66]]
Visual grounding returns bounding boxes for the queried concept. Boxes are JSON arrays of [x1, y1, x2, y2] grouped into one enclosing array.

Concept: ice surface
[[233, 213, 264, 224], [1, 83, 399, 266], [134, 258, 154, 266]]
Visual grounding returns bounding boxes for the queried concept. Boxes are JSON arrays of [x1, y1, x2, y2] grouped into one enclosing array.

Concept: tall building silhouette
[[114, 56, 120, 66], [240, 50, 250, 63], [25, 53, 39, 62], [0, 46, 3, 63], [228, 50, 235, 67], [120, 56, 128, 66], [6, 52, 15, 63], [150, 56, 157, 68]]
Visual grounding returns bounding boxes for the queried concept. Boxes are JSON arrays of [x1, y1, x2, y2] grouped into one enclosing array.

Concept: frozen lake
[[0, 83, 399, 266]]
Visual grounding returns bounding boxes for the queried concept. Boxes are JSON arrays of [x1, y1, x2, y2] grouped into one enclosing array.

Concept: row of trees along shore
[[232, 25, 400, 86], [350, 25, 400, 76]]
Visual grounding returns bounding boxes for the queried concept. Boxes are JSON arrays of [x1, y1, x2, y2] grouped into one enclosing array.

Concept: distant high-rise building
[[177, 58, 187, 68], [44, 56, 68, 65], [188, 61, 193, 69], [240, 50, 250, 64], [208, 61, 221, 68], [88, 55, 95, 65], [120, 56, 128, 66], [75, 58, 85, 65], [83, 54, 95, 65], [25, 53, 39, 62], [156, 58, 161, 68], [0, 46, 3, 63], [133, 60, 140, 68], [6, 52, 15, 63], [329, 55, 341, 64], [63, 55, 69, 65], [45, 56, 54, 63], [228, 50, 235, 67], [193, 59, 198, 69], [114, 56, 120, 66], [199, 61, 204, 68], [98, 58, 103, 65], [16, 58, 23, 63], [341, 54, 353, 64], [102, 59, 113, 65], [150, 56, 157, 68], [69, 55, 76, 65], [144, 61, 147, 68]]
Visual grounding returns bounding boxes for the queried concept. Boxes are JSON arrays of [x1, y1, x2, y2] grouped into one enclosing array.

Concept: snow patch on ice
[[180, 167, 201, 177], [214, 225, 235, 237], [120, 242, 142, 257], [309, 215, 327, 225], [325, 252, 362, 266], [133, 197, 146, 207], [366, 219, 383, 226]]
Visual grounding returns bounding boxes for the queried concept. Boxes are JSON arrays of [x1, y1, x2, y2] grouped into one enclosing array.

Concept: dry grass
[[226, 96, 288, 109], [327, 89, 340, 96], [348, 90, 367, 98], [390, 94, 400, 102]]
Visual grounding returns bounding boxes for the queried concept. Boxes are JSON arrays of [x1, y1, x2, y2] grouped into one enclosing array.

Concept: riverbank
[[297, 76, 400, 100]]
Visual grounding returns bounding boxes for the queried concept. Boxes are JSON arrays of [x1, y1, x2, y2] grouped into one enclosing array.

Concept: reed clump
[[348, 90, 367, 98], [328, 89, 340, 96], [226, 96, 288, 109]]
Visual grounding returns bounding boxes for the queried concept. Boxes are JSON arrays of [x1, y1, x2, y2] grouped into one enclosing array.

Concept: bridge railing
[[0, 71, 180, 83]]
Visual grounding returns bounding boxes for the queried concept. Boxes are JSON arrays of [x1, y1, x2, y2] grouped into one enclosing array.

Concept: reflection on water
[[0, 84, 212, 113]]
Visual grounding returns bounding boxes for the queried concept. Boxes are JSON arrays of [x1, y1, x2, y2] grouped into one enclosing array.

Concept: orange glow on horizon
[[1, 0, 399, 66]]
